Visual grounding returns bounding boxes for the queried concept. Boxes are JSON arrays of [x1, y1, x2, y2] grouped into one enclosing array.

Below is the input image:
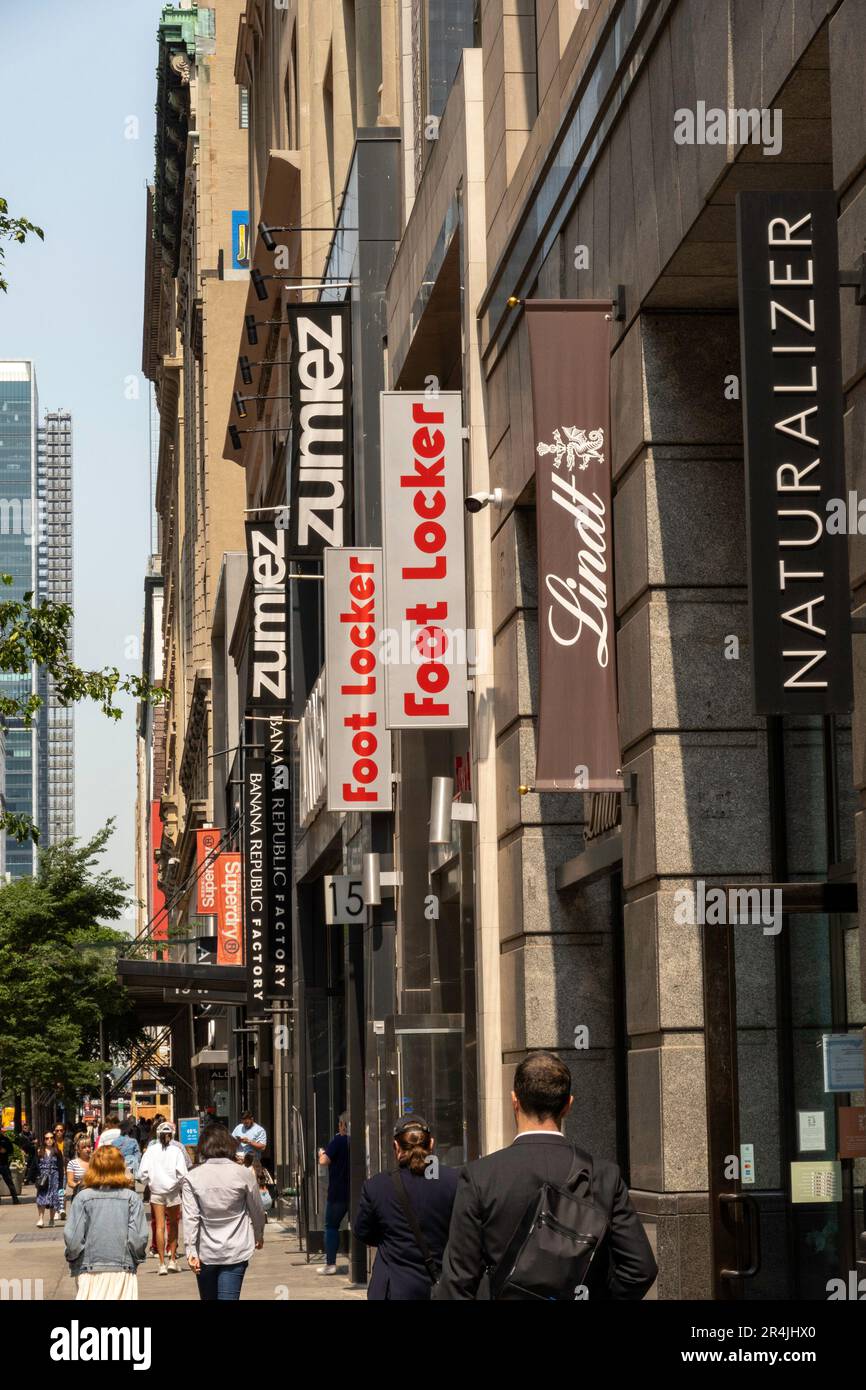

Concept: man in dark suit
[[354, 1114, 460, 1300], [436, 1051, 657, 1300]]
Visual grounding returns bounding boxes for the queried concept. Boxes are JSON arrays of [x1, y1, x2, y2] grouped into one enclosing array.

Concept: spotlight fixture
[[258, 222, 358, 251], [251, 268, 269, 301], [229, 424, 242, 450], [233, 390, 248, 420], [239, 354, 292, 387], [227, 424, 286, 452], [245, 314, 259, 347]]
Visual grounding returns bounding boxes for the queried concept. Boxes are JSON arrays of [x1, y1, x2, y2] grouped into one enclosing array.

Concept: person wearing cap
[[317, 1113, 349, 1275], [353, 1114, 459, 1300], [137, 1122, 191, 1276]]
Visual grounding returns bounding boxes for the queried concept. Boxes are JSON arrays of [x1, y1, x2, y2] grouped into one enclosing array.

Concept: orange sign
[[217, 853, 244, 965], [196, 829, 222, 914]]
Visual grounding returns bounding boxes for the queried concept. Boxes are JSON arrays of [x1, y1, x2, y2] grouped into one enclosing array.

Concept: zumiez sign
[[736, 191, 853, 715], [245, 520, 289, 706]]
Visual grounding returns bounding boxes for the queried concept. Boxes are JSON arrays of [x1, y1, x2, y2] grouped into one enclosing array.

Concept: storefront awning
[[223, 150, 301, 469], [117, 958, 247, 1001]]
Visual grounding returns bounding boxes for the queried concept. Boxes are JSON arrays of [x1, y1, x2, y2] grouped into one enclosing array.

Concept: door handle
[[719, 1192, 761, 1278]]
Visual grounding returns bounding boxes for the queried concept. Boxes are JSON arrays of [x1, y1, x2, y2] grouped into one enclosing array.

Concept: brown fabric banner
[[526, 300, 622, 791]]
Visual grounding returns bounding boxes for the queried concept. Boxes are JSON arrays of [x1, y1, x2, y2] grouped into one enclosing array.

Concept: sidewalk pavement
[[0, 1190, 367, 1302]]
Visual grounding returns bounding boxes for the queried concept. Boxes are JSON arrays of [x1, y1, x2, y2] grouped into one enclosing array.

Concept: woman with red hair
[[63, 1144, 149, 1300]]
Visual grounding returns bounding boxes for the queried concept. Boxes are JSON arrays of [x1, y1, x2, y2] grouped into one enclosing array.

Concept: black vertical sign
[[737, 190, 852, 714], [286, 302, 352, 556], [264, 713, 290, 999], [243, 754, 267, 1013]]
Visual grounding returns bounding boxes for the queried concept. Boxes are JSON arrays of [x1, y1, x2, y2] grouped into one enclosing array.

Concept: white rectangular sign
[[380, 391, 469, 729], [324, 547, 392, 812], [324, 875, 366, 925]]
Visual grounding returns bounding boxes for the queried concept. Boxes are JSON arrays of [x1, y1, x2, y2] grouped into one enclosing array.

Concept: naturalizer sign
[[245, 520, 289, 707], [737, 190, 853, 714]]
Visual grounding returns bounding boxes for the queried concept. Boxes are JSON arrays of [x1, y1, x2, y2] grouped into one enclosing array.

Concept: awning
[[117, 958, 247, 1001], [223, 150, 302, 469]]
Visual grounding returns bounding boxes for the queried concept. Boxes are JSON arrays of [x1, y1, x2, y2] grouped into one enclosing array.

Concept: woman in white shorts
[[138, 1122, 191, 1275]]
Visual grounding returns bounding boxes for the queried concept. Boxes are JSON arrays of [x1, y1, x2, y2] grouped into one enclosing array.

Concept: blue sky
[[0, 0, 167, 895]]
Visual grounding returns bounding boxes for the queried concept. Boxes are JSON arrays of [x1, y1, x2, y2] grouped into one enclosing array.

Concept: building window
[[239, 86, 249, 130]]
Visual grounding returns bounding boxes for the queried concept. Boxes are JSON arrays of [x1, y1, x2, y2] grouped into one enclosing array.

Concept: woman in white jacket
[[138, 1123, 190, 1276]]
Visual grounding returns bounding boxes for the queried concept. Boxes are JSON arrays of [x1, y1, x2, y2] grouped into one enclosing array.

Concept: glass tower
[[0, 361, 40, 877], [37, 409, 75, 846]]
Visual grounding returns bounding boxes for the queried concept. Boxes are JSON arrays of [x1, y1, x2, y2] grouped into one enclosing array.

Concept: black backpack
[[490, 1148, 609, 1301]]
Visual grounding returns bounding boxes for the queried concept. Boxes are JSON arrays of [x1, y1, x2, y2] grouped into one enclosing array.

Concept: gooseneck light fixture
[[258, 222, 358, 252]]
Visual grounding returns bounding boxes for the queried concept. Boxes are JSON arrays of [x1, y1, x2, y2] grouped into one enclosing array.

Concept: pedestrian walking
[[65, 1134, 93, 1204], [354, 1114, 459, 1300], [231, 1110, 266, 1159], [110, 1120, 142, 1180], [35, 1132, 63, 1228], [53, 1123, 69, 1221], [435, 1051, 658, 1301], [96, 1113, 121, 1149], [64, 1145, 149, 1301], [250, 1156, 275, 1216], [182, 1124, 265, 1301], [0, 1128, 20, 1205], [18, 1124, 37, 1184], [317, 1113, 349, 1275], [138, 1122, 190, 1275]]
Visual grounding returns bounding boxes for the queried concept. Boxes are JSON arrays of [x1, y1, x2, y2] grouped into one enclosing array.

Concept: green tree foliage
[[0, 824, 143, 1098], [0, 195, 43, 293]]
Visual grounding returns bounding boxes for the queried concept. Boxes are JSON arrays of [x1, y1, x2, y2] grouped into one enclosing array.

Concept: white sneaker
[[157, 1264, 168, 1276], [167, 1259, 179, 1273], [36, 1218, 44, 1229], [317, 1264, 337, 1276]]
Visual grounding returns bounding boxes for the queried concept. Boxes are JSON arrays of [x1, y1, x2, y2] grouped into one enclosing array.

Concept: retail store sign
[[298, 669, 326, 827], [246, 521, 289, 706], [736, 191, 853, 714], [242, 755, 267, 1011], [196, 828, 221, 914], [324, 547, 392, 812], [216, 852, 243, 966], [380, 391, 468, 729], [526, 300, 622, 790], [262, 712, 290, 999], [286, 302, 353, 556], [822, 1032, 864, 1092]]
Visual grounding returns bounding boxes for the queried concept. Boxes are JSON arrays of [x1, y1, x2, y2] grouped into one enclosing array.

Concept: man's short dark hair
[[513, 1051, 572, 1121]]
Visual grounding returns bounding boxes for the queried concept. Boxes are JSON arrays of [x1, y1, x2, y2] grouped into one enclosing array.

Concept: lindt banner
[[286, 302, 352, 556], [380, 391, 468, 729], [246, 521, 289, 707], [324, 547, 392, 812], [526, 300, 622, 790]]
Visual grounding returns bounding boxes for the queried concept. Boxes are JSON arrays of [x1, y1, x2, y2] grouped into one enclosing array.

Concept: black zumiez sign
[[737, 190, 852, 715]]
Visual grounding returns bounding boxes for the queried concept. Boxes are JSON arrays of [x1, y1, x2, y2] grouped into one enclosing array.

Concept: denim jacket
[[64, 1187, 149, 1276]]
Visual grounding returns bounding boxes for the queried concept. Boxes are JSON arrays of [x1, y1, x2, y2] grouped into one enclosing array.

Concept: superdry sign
[[246, 521, 289, 706], [196, 829, 221, 915], [380, 391, 468, 729], [526, 300, 622, 790], [324, 548, 392, 812], [286, 302, 352, 556], [216, 853, 243, 965], [736, 190, 853, 714]]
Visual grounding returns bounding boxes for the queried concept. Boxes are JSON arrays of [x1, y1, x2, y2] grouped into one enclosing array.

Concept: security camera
[[464, 489, 502, 514]]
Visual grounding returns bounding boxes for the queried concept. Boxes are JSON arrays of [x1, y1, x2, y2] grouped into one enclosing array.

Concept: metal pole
[[98, 1019, 107, 1123], [347, 921, 367, 1285]]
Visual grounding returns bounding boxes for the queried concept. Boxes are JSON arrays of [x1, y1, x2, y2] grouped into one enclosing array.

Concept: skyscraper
[[37, 409, 75, 847], [0, 361, 40, 877], [0, 362, 75, 877]]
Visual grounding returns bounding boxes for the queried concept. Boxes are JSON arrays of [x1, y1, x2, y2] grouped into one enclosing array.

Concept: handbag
[[390, 1171, 440, 1287]]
